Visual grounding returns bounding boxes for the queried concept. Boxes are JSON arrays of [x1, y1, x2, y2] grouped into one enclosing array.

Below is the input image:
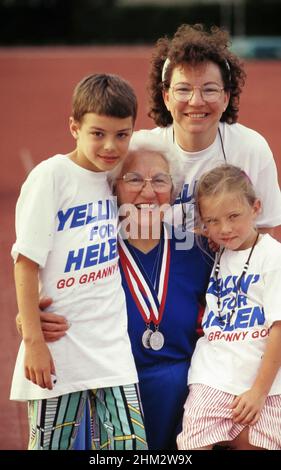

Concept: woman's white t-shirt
[[152, 122, 281, 228]]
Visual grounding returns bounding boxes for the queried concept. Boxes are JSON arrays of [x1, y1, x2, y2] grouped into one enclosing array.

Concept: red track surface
[[0, 47, 280, 449]]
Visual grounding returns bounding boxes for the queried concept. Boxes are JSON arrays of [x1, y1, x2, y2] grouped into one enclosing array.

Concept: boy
[[10, 74, 147, 450]]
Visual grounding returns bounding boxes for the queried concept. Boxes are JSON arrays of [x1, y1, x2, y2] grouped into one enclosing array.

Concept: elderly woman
[[19, 130, 212, 449]]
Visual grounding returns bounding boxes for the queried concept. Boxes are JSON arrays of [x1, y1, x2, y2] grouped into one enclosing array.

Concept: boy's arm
[[15, 254, 55, 390], [16, 297, 68, 342], [230, 320, 281, 424]]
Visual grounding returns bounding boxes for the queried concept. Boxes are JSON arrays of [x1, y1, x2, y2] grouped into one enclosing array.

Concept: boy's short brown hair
[[72, 73, 137, 124]]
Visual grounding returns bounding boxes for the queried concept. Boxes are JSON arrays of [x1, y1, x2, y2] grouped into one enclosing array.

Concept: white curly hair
[[108, 129, 184, 203]]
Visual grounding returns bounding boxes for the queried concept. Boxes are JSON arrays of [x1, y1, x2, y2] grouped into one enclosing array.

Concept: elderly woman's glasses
[[118, 172, 172, 193], [171, 83, 224, 103]]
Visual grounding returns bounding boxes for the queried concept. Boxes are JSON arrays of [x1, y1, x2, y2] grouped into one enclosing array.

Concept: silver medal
[[142, 328, 153, 349], [149, 330, 165, 351]]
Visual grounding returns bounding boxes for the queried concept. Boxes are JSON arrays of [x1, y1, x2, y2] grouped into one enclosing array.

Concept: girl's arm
[[251, 320, 281, 394], [230, 320, 281, 425], [15, 254, 55, 390]]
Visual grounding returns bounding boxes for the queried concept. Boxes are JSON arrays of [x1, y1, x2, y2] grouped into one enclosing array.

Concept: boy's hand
[[24, 340, 56, 390]]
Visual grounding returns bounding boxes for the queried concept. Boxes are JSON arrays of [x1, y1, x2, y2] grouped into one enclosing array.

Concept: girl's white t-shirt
[[188, 234, 281, 395]]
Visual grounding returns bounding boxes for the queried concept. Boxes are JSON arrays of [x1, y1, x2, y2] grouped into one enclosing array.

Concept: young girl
[[177, 164, 281, 450]]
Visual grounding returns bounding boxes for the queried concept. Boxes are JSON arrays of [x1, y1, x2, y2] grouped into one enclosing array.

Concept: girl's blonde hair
[[195, 164, 259, 222]]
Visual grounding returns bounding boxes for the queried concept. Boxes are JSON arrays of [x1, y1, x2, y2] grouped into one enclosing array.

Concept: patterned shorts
[[28, 384, 147, 450], [177, 384, 281, 450]]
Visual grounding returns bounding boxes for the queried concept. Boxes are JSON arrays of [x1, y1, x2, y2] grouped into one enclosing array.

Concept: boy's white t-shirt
[[10, 155, 137, 401], [151, 122, 281, 228], [188, 234, 281, 395]]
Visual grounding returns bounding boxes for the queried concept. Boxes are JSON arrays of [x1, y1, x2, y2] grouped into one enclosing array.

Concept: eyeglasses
[[118, 172, 172, 193], [170, 84, 224, 103]]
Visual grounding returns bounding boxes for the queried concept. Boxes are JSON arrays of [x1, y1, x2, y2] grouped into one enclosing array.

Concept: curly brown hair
[[147, 23, 246, 127]]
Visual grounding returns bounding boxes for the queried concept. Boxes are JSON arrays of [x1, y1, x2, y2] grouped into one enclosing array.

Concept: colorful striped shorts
[[177, 384, 281, 450], [28, 384, 147, 450]]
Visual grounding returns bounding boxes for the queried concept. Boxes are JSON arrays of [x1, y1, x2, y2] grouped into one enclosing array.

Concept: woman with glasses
[[147, 23, 281, 234], [20, 130, 212, 449]]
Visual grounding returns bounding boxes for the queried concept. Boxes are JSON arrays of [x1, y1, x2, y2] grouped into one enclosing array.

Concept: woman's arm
[[16, 297, 69, 342], [15, 255, 55, 389], [258, 227, 275, 237], [230, 320, 281, 425]]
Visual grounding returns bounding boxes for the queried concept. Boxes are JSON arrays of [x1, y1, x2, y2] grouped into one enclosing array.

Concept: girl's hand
[[24, 340, 56, 390], [229, 388, 267, 425]]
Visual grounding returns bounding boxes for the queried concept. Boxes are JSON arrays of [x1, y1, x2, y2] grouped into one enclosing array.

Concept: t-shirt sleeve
[[11, 162, 56, 268], [263, 267, 281, 327], [254, 142, 281, 228]]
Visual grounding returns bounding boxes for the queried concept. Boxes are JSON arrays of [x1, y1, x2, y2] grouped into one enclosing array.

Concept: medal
[[142, 328, 153, 349], [149, 330, 165, 351], [118, 227, 170, 352]]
